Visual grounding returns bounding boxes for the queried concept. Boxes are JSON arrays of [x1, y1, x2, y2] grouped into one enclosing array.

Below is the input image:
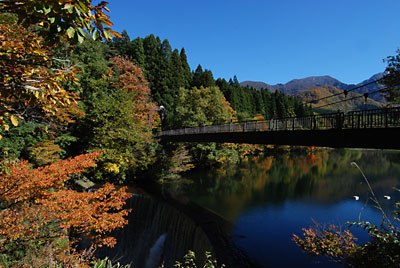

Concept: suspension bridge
[[157, 78, 400, 149], [157, 106, 400, 149]]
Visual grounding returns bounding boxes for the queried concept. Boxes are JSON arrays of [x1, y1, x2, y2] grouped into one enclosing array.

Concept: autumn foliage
[[0, 22, 78, 133], [0, 0, 121, 44], [293, 224, 357, 266], [0, 0, 121, 137], [0, 2, 134, 266], [77, 56, 158, 181], [111, 55, 157, 129], [0, 152, 131, 265]]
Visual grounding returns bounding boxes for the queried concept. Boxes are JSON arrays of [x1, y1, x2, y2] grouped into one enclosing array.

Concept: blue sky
[[106, 0, 400, 85]]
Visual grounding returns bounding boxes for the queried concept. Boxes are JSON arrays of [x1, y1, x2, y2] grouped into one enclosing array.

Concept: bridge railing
[[346, 108, 400, 128], [158, 106, 400, 136]]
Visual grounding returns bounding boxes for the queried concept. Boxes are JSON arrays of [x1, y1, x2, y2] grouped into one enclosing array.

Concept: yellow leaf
[[4, 124, 9, 131], [102, 18, 113, 27], [0, 134, 2, 140], [10, 115, 18, 126]]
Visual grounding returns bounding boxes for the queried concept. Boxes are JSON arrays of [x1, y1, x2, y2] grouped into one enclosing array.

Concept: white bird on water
[[384, 195, 391, 200], [353, 195, 360, 200]]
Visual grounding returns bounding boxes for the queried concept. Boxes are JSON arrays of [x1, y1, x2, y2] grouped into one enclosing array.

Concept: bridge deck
[[159, 128, 400, 149], [158, 107, 400, 149]]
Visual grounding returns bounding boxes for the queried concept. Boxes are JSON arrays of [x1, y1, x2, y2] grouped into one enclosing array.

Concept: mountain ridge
[[240, 73, 386, 103], [297, 85, 383, 113]]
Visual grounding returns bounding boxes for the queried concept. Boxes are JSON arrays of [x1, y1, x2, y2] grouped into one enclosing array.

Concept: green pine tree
[[180, 48, 192, 88]]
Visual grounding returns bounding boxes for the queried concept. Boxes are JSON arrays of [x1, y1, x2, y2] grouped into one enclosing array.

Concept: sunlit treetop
[[0, 1, 122, 138], [383, 49, 400, 103], [0, 22, 79, 136], [0, 0, 121, 44]]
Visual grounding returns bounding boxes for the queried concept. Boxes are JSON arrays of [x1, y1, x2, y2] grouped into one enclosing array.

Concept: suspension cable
[[304, 77, 385, 104]]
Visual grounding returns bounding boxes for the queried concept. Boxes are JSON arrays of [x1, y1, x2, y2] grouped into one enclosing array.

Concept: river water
[[162, 148, 400, 267], [95, 148, 400, 267]]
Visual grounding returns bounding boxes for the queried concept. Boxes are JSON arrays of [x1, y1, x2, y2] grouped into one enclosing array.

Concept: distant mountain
[[240, 75, 350, 92], [240, 73, 386, 103], [351, 73, 386, 103], [240, 81, 271, 90], [297, 85, 383, 113], [273, 76, 351, 95]]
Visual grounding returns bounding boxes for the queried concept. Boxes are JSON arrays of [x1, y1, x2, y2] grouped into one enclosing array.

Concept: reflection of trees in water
[[173, 149, 400, 221]]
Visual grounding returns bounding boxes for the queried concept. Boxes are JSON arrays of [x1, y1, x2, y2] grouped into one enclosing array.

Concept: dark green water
[[163, 148, 400, 267]]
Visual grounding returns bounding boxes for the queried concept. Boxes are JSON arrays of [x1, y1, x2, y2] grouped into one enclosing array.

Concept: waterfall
[[93, 195, 213, 267], [144, 233, 167, 268]]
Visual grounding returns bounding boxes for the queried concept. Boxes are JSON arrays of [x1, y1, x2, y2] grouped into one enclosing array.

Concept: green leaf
[[92, 30, 100, 40], [64, 3, 73, 12], [76, 1, 89, 13], [76, 27, 86, 43], [66, 27, 75, 39], [77, 33, 84, 43], [74, 6, 81, 15], [103, 30, 112, 41], [43, 6, 51, 15], [77, 27, 86, 37]]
